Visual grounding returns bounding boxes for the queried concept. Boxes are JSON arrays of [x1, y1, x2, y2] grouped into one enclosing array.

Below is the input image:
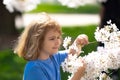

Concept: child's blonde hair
[[14, 13, 62, 60]]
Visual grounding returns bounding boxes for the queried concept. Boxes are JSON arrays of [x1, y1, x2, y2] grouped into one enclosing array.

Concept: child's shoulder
[[23, 60, 43, 77], [25, 60, 40, 69]]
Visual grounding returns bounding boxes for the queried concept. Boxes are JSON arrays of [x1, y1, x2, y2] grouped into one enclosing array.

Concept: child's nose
[[55, 39, 60, 45]]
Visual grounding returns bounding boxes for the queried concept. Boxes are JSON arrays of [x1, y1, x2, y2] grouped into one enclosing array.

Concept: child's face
[[41, 30, 62, 55]]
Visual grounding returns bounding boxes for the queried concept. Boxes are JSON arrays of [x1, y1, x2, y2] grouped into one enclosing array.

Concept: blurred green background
[[28, 3, 100, 14], [0, 2, 100, 80]]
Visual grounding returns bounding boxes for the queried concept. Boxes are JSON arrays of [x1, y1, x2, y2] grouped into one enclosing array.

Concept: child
[[14, 13, 88, 80]]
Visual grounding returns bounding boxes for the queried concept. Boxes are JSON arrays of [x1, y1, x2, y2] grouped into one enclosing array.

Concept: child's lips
[[53, 47, 59, 49]]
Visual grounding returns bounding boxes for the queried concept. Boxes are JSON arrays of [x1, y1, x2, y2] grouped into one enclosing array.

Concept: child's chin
[[51, 51, 58, 54]]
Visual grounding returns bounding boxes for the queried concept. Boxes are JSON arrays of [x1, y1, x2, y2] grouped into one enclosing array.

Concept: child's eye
[[49, 36, 61, 40], [57, 36, 61, 39], [57, 37, 60, 39], [50, 38, 55, 40]]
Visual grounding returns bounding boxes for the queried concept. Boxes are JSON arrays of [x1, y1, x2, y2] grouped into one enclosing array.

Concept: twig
[[87, 41, 98, 45]]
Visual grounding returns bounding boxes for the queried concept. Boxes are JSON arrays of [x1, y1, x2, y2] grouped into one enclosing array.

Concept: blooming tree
[[62, 21, 120, 80], [3, 0, 41, 13], [58, 0, 107, 8], [3, 0, 108, 12], [0, 0, 41, 50]]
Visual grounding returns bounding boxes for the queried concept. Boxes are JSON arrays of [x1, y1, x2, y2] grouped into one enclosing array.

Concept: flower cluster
[[61, 54, 83, 73], [81, 47, 120, 80], [61, 21, 120, 80], [62, 36, 83, 75], [58, 0, 107, 8], [94, 20, 120, 49], [3, 0, 41, 13], [3, 0, 107, 12], [63, 36, 71, 50]]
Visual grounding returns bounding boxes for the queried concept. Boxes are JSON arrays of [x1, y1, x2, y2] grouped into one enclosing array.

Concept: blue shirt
[[23, 51, 68, 80]]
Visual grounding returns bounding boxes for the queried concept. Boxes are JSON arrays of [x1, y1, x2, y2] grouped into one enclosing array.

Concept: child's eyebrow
[[48, 35, 61, 38], [48, 36, 56, 38]]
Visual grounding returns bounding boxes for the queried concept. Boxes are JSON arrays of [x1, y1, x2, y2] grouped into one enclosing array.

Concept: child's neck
[[38, 51, 50, 60]]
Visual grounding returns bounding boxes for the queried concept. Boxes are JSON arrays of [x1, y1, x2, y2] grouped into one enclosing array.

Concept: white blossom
[[58, 0, 107, 8], [95, 21, 120, 49], [61, 21, 120, 80], [61, 54, 83, 73], [63, 36, 72, 50], [3, 0, 41, 13]]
